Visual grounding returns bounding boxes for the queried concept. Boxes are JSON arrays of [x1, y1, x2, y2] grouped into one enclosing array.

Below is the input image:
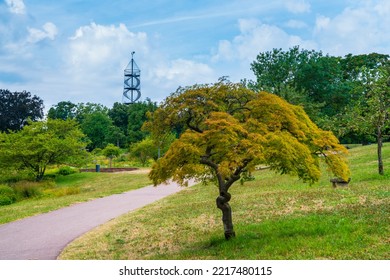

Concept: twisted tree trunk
[[216, 190, 235, 239]]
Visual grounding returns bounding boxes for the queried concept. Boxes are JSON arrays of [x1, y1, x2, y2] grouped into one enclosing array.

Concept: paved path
[[0, 181, 195, 260]]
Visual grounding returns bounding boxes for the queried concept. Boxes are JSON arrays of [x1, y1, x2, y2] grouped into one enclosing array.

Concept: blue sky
[[0, 0, 389, 111]]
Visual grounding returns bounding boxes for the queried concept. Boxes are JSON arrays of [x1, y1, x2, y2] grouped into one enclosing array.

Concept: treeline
[[47, 99, 158, 150], [250, 47, 389, 145], [0, 47, 389, 181]]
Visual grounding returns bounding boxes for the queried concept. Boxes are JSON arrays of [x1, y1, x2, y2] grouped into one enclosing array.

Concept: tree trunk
[[216, 191, 236, 240], [377, 127, 384, 175]]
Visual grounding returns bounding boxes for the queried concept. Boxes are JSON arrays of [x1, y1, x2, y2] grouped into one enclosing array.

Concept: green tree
[[47, 101, 77, 120], [0, 89, 44, 132], [0, 119, 88, 181], [108, 102, 130, 137], [127, 99, 157, 144], [337, 67, 390, 175], [102, 144, 121, 168], [81, 112, 113, 150], [75, 102, 109, 124], [145, 80, 350, 239], [369, 67, 390, 175], [129, 137, 157, 166]]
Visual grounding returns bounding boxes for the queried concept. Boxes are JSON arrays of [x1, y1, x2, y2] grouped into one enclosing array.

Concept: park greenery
[[144, 80, 349, 239], [58, 143, 389, 260], [0, 47, 389, 249]]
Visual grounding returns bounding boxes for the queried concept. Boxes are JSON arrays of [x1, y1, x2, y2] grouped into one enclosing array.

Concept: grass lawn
[[59, 144, 389, 260], [0, 170, 151, 224]]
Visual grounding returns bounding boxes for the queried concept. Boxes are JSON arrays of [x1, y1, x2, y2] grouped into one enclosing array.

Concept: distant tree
[[369, 67, 390, 175], [102, 144, 121, 168], [251, 48, 390, 142], [108, 102, 130, 137], [75, 102, 108, 124], [106, 125, 126, 148], [47, 101, 77, 120], [130, 137, 157, 166], [0, 89, 44, 132], [145, 80, 350, 239], [0, 119, 88, 181], [127, 99, 157, 144], [81, 112, 113, 150], [337, 66, 390, 175]]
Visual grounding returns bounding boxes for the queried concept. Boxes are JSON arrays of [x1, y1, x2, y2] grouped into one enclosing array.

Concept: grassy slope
[[59, 144, 389, 260], [0, 171, 151, 224]]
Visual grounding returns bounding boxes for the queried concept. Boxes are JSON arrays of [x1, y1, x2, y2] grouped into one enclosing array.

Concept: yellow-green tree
[[0, 119, 88, 181], [145, 80, 350, 239]]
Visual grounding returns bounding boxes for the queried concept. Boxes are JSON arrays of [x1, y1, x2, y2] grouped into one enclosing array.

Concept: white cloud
[[59, 22, 215, 105], [66, 23, 149, 79], [315, 15, 330, 32], [314, 1, 390, 55], [213, 19, 317, 63], [285, 0, 310, 13], [152, 59, 214, 89], [27, 22, 58, 43], [285, 19, 307, 29], [5, 0, 26, 15]]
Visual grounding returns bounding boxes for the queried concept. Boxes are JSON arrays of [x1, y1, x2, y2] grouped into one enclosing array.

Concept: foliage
[[127, 99, 158, 144], [0, 119, 89, 181], [13, 181, 43, 199], [81, 112, 114, 150], [335, 66, 390, 175], [129, 137, 157, 166], [0, 89, 44, 132], [47, 101, 78, 120], [145, 80, 350, 239], [74, 102, 109, 124], [250, 47, 390, 140], [0, 184, 16, 206], [108, 102, 130, 137], [102, 144, 121, 168], [57, 166, 78, 176]]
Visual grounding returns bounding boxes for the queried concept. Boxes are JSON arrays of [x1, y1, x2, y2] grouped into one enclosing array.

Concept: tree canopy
[[0, 89, 44, 132], [0, 119, 88, 181], [250, 47, 389, 128], [145, 80, 350, 239]]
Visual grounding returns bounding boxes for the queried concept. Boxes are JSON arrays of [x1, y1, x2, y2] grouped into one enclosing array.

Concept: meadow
[[58, 144, 389, 260]]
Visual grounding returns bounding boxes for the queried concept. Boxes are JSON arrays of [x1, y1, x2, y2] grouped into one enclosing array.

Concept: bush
[[57, 166, 77, 176], [0, 184, 17, 206], [13, 181, 42, 199]]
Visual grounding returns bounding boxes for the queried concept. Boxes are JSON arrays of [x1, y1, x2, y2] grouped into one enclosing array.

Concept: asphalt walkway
[[0, 180, 194, 260]]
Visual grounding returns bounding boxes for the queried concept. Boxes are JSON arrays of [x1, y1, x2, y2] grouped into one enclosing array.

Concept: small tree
[[130, 137, 157, 166], [0, 119, 88, 181], [102, 144, 121, 168], [367, 67, 390, 175], [145, 80, 350, 239]]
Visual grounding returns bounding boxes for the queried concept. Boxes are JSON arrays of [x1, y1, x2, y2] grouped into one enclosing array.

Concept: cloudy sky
[[0, 0, 389, 111]]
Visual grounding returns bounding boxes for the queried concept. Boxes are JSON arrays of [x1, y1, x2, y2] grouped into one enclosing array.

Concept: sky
[[0, 0, 389, 111]]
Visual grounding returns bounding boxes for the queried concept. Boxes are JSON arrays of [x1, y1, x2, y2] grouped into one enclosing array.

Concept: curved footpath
[[0, 180, 195, 260]]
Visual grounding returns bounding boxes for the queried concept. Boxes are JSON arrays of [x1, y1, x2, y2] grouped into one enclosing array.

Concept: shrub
[[0, 184, 17, 206], [13, 181, 42, 199], [57, 166, 77, 176]]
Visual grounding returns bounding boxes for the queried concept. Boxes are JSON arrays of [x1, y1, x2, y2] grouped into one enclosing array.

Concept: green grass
[[58, 143, 389, 260], [0, 171, 151, 224]]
